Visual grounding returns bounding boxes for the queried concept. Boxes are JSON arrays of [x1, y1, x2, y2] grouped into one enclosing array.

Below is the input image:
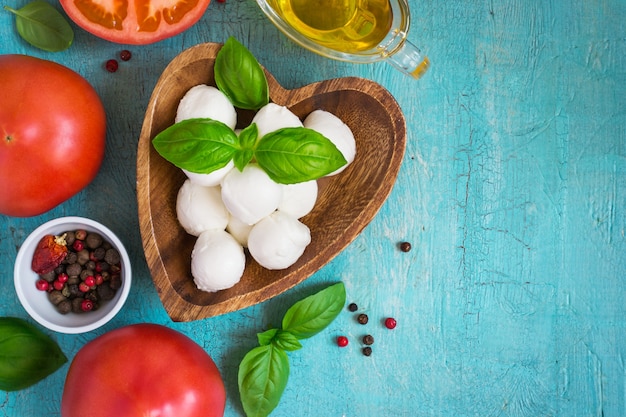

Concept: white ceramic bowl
[[14, 217, 131, 334]]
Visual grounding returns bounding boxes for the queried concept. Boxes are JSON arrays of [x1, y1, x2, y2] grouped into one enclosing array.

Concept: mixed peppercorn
[[336, 301, 396, 356], [105, 50, 132, 73], [32, 230, 122, 314]]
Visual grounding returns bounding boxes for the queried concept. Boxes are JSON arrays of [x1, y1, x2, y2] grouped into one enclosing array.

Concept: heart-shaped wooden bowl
[[137, 42, 406, 321]]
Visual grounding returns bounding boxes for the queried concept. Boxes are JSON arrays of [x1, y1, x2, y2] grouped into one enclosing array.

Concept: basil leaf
[[239, 123, 259, 149], [152, 118, 239, 173], [214, 37, 269, 110], [4, 1, 74, 52], [233, 123, 259, 171], [282, 282, 346, 339], [0, 317, 67, 391], [238, 344, 289, 417], [272, 330, 302, 351], [257, 328, 278, 346], [256, 127, 348, 184]]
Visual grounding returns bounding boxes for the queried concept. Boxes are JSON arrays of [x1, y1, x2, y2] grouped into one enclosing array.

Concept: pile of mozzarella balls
[[174, 85, 356, 293]]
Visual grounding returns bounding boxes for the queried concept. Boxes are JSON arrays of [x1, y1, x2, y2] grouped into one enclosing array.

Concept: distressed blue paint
[[1, 0, 625, 416]]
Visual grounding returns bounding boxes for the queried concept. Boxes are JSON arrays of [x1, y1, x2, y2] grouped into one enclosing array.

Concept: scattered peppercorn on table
[[1, 0, 625, 415]]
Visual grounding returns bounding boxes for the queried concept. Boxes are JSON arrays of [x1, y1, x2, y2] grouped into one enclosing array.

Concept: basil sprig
[[215, 36, 269, 110], [153, 120, 346, 184], [152, 36, 348, 184], [0, 317, 67, 391], [238, 282, 346, 417], [4, 1, 74, 52]]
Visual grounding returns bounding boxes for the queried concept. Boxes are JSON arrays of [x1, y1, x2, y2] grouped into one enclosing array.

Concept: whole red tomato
[[0, 55, 106, 217], [61, 323, 226, 417], [59, 0, 212, 45]]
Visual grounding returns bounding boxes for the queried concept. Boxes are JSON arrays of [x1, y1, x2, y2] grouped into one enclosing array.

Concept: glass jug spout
[[378, 28, 430, 79], [386, 40, 430, 79]]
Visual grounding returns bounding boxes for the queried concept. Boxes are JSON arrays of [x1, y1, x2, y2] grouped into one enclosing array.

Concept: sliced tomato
[[59, 0, 211, 44]]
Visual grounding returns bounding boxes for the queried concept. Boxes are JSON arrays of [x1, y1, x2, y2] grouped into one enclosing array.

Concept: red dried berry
[[72, 240, 85, 252], [78, 282, 90, 293], [53, 280, 65, 291], [95, 274, 104, 286], [81, 299, 94, 312], [337, 336, 349, 347], [105, 59, 119, 73], [385, 317, 397, 329], [57, 273, 69, 284], [119, 50, 132, 61], [84, 276, 96, 287], [35, 279, 49, 291]]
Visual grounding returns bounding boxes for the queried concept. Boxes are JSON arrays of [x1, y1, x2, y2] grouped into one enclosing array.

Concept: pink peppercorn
[[105, 59, 119, 73], [81, 299, 94, 312], [337, 336, 349, 347], [385, 317, 397, 329], [36, 279, 49, 291]]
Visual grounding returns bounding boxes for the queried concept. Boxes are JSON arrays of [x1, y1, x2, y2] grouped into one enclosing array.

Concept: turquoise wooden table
[[1, 0, 625, 415]]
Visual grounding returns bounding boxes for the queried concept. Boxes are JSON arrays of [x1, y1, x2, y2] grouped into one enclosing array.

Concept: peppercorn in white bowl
[[14, 216, 131, 334]]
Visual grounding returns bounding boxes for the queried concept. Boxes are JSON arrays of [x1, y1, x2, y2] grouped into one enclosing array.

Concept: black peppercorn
[[109, 275, 122, 290], [362, 334, 374, 345], [348, 303, 358, 312], [56, 299, 72, 314], [357, 313, 369, 325], [48, 290, 66, 306], [85, 232, 103, 249], [97, 283, 115, 301], [71, 297, 84, 314], [362, 347, 372, 356], [104, 248, 121, 265], [92, 247, 106, 261], [64, 231, 76, 246], [40, 270, 56, 282], [76, 249, 90, 265], [66, 262, 82, 277], [399, 241, 412, 252]]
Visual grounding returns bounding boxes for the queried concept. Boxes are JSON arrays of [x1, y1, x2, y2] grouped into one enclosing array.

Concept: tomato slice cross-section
[[60, 0, 211, 44]]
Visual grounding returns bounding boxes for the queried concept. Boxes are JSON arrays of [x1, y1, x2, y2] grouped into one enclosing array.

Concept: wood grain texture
[[0, 0, 624, 416], [137, 42, 406, 320]]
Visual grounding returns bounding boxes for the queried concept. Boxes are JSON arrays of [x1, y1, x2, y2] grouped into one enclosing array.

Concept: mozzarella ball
[[175, 84, 237, 129], [251, 102, 303, 139], [248, 211, 311, 270], [220, 163, 283, 225], [191, 230, 245, 292], [303, 109, 356, 175], [182, 160, 234, 187], [176, 180, 229, 236], [226, 215, 253, 247], [278, 180, 318, 219]]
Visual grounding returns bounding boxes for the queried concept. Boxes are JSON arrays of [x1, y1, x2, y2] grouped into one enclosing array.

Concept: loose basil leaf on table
[[238, 344, 289, 417], [281, 282, 346, 339], [255, 127, 348, 184], [0, 317, 67, 391], [4, 0, 74, 52], [238, 283, 346, 417], [152, 118, 239, 173], [214, 36, 269, 110]]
